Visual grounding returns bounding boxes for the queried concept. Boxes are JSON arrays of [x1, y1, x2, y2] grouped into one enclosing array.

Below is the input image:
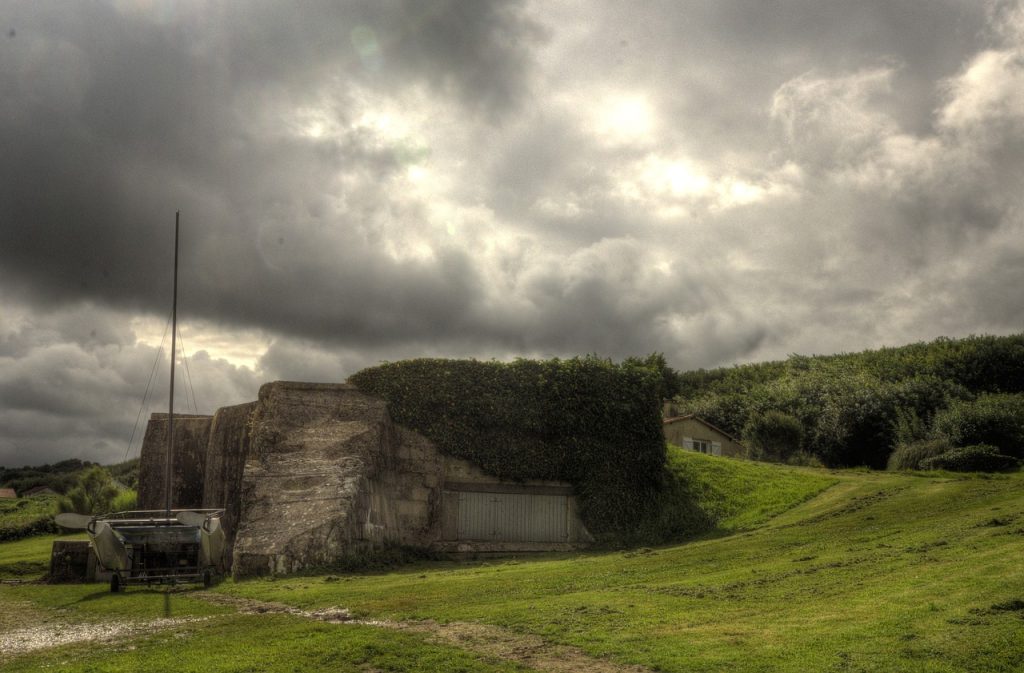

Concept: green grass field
[[2, 450, 1021, 672], [0, 495, 57, 541]]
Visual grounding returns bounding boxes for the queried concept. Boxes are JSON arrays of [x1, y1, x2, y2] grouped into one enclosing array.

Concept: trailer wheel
[[110, 573, 121, 593]]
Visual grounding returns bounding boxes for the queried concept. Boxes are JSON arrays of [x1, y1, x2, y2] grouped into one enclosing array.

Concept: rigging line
[[123, 313, 172, 461], [177, 326, 200, 415]]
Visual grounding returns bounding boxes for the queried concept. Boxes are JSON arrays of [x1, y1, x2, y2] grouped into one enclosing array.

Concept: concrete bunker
[[137, 381, 592, 577]]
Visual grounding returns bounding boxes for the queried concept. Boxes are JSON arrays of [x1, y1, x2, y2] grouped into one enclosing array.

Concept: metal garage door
[[457, 492, 570, 542]]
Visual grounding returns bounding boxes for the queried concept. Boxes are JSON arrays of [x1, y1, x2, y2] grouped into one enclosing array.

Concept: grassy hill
[[3, 453, 1020, 671], [0, 495, 58, 543]]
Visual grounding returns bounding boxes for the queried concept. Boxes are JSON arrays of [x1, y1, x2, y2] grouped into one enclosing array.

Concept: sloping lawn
[[0, 534, 85, 580], [0, 495, 57, 541], [219, 468, 1023, 672], [2, 455, 1020, 672]]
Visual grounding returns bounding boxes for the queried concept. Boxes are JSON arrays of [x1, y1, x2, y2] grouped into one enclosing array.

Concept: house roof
[[663, 414, 744, 445], [0, 488, 17, 499]]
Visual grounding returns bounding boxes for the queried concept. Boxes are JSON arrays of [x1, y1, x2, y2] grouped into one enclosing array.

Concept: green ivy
[[349, 356, 666, 541]]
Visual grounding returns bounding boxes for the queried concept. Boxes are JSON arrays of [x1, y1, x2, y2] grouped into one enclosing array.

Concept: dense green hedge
[[920, 445, 1020, 473], [887, 438, 953, 471], [932, 394, 1024, 458], [349, 357, 666, 542]]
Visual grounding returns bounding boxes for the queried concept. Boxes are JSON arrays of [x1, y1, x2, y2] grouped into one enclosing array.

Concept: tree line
[[669, 334, 1024, 470]]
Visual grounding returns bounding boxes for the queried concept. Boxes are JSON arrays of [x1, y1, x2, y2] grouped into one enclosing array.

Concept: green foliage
[[110, 488, 138, 512], [1, 457, 139, 495], [920, 445, 1020, 473], [349, 356, 665, 542], [106, 458, 140, 490], [674, 333, 1022, 468], [932, 393, 1024, 458], [743, 410, 804, 461], [887, 438, 954, 471], [0, 458, 95, 495], [56, 466, 119, 515], [784, 451, 825, 467], [623, 352, 681, 400], [892, 408, 930, 447]]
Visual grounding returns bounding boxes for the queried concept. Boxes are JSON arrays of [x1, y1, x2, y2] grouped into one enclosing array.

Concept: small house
[[664, 414, 745, 458]]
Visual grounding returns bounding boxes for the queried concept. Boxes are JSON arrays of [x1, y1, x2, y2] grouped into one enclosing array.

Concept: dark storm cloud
[[0, 298, 260, 466], [3, 0, 1024, 466], [0, 0, 540, 322]]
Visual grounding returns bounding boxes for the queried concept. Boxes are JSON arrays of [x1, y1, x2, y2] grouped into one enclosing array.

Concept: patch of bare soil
[[394, 620, 653, 673], [0, 616, 210, 658], [195, 593, 653, 673]]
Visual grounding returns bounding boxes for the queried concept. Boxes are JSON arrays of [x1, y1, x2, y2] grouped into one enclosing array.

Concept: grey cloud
[[0, 299, 260, 466], [3, 1, 1024, 466]]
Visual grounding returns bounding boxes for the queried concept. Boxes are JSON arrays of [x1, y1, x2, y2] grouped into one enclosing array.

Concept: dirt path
[[0, 616, 210, 658], [195, 593, 654, 673]]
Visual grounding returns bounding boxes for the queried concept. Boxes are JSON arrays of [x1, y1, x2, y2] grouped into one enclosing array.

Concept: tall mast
[[164, 211, 180, 517]]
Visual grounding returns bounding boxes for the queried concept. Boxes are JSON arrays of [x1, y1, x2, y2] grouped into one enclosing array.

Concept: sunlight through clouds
[[593, 93, 656, 144], [4, 0, 1024, 464]]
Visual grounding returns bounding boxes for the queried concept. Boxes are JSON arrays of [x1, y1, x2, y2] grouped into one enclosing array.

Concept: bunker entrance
[[456, 492, 571, 542]]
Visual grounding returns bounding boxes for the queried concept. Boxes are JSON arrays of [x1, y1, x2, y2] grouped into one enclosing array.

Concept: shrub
[[785, 451, 824, 467], [887, 438, 954, 471], [350, 356, 665, 543], [743, 411, 804, 462], [920, 445, 1020, 473], [110, 489, 137, 512], [933, 394, 1024, 458], [57, 466, 119, 515]]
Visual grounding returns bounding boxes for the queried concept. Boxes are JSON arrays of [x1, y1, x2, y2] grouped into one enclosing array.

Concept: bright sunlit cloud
[[130, 316, 268, 371], [592, 93, 656, 143]]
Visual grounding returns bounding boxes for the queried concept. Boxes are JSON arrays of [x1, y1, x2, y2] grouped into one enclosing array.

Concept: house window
[[685, 438, 722, 456]]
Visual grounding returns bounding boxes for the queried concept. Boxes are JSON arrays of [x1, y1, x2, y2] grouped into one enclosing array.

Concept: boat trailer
[[59, 509, 226, 592]]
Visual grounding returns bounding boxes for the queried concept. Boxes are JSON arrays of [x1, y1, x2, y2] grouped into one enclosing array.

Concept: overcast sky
[[2, 0, 1023, 467]]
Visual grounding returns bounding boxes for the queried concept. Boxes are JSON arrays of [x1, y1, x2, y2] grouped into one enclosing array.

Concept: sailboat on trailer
[[56, 213, 226, 592]]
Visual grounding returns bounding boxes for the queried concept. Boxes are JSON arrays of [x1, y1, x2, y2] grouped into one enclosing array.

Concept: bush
[[350, 356, 666, 543], [887, 438, 954, 471], [920, 445, 1020, 473], [57, 467, 119, 515], [933, 394, 1024, 458], [743, 411, 804, 462], [110, 489, 137, 512], [785, 451, 824, 467]]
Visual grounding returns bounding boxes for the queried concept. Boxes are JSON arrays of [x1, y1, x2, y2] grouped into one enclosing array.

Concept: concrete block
[[396, 499, 427, 517]]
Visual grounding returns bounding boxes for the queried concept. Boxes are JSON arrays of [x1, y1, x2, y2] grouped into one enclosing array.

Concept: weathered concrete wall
[[202, 401, 257, 566], [231, 382, 402, 577], [137, 380, 593, 577], [382, 427, 443, 546], [137, 414, 213, 510]]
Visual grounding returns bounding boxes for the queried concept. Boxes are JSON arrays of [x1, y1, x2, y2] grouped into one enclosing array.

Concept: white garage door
[[457, 491, 570, 542]]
